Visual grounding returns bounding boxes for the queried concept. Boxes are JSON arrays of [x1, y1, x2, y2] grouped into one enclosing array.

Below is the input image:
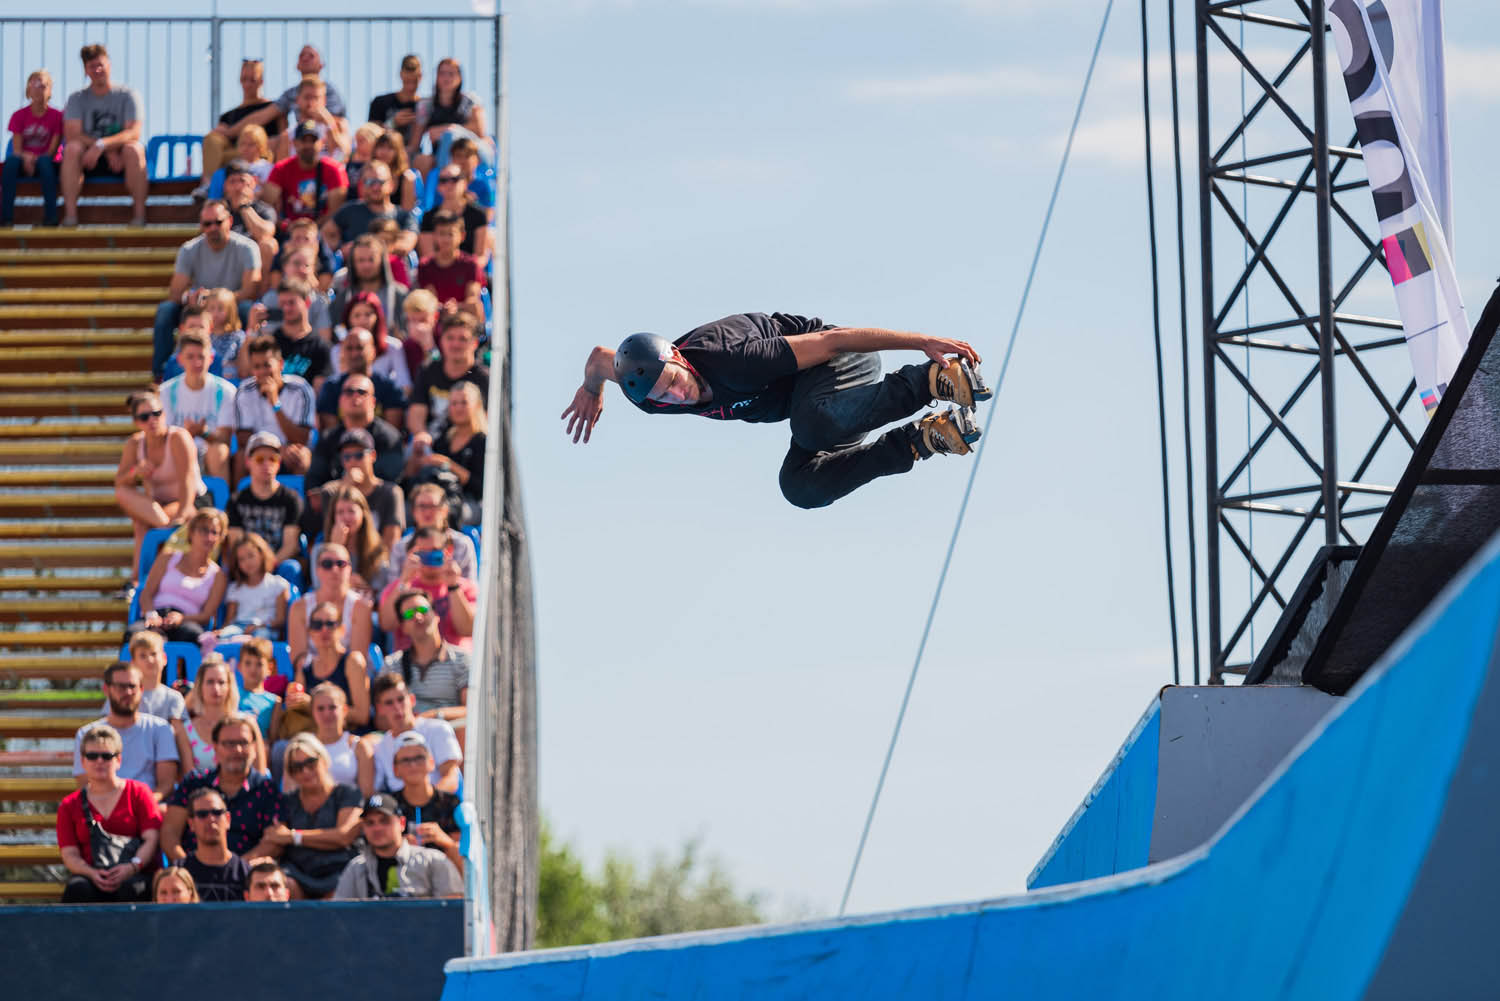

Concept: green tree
[[537, 824, 763, 949]]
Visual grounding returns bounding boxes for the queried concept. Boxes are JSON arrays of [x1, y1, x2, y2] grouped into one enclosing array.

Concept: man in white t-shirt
[[159, 328, 236, 480], [227, 334, 316, 480], [357, 672, 461, 796]]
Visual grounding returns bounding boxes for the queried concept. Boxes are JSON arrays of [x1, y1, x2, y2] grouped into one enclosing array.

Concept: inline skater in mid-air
[[560, 312, 991, 508]]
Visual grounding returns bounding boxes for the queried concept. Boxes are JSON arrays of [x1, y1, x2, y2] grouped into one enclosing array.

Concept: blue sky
[[26, 0, 1500, 919]]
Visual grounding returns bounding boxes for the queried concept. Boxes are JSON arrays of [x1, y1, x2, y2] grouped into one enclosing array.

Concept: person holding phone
[[376, 525, 476, 652]]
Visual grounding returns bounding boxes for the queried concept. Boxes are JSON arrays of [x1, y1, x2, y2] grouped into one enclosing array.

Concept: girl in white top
[[218, 533, 290, 641], [281, 682, 360, 792]]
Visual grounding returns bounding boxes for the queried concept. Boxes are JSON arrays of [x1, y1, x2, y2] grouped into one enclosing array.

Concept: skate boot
[[906, 406, 982, 460], [928, 357, 993, 408]]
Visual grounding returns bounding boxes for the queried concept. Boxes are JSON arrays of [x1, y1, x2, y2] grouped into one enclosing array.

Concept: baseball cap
[[338, 427, 375, 453], [294, 120, 320, 141], [394, 730, 429, 751], [246, 430, 282, 456], [223, 158, 255, 178], [362, 793, 402, 818]]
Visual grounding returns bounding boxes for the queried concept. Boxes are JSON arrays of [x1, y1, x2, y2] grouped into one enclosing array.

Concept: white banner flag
[[1327, 0, 1469, 415]]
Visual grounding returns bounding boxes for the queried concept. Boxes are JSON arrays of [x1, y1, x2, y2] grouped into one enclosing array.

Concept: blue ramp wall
[[443, 530, 1500, 1001], [1027, 699, 1158, 889]]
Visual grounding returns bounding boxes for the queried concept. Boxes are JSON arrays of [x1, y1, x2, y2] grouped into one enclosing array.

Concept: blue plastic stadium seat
[[164, 641, 203, 687], [367, 644, 385, 678], [146, 135, 202, 182], [203, 475, 229, 510], [461, 524, 481, 553], [138, 525, 179, 584]]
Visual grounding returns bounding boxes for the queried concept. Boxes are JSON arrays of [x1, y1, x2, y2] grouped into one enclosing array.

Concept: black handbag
[[86, 803, 142, 870]]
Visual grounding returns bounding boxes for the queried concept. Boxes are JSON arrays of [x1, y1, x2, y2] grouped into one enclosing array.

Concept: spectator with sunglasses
[[153, 199, 261, 381], [293, 599, 371, 732], [57, 724, 162, 903], [377, 526, 476, 653], [387, 589, 468, 723], [260, 733, 361, 898], [306, 375, 405, 491], [418, 165, 490, 269], [287, 543, 374, 674], [180, 786, 251, 902], [380, 483, 477, 594], [162, 713, 281, 864], [322, 160, 418, 261], [113, 389, 205, 585], [319, 323, 407, 433], [73, 662, 185, 802], [388, 732, 463, 870]]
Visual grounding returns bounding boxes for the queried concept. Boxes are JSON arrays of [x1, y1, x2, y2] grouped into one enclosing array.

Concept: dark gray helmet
[[614, 332, 676, 404]]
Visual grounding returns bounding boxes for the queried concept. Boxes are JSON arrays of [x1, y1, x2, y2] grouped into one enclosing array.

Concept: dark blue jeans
[[1, 154, 59, 224], [777, 352, 931, 509], [152, 300, 183, 380]]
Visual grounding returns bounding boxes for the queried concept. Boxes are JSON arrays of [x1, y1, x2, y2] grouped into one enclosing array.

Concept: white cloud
[[1443, 46, 1500, 101]]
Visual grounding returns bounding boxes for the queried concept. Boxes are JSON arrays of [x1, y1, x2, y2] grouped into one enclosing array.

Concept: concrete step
[[0, 751, 74, 768], [0, 419, 134, 439], [0, 655, 117, 679], [8, 179, 196, 198], [0, 370, 150, 392], [0, 716, 97, 740], [0, 844, 62, 866], [10, 202, 197, 226], [0, 691, 104, 710], [0, 598, 127, 623], [0, 812, 58, 830], [0, 303, 156, 329], [0, 883, 60, 901], [0, 287, 167, 305], [0, 777, 75, 802], [6, 345, 152, 373], [0, 265, 173, 290], [0, 520, 133, 540], [0, 630, 122, 650], [0, 226, 195, 251], [0, 440, 122, 463], [0, 574, 127, 592], [0, 541, 132, 570], [1, 393, 125, 417], [0, 247, 175, 266], [0, 492, 122, 519], [0, 330, 150, 348], [0, 469, 118, 487]]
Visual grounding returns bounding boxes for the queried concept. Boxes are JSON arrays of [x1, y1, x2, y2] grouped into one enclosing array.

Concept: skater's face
[[646, 358, 703, 406]]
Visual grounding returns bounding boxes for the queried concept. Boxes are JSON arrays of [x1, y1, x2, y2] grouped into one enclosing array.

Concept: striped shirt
[[387, 643, 470, 714]]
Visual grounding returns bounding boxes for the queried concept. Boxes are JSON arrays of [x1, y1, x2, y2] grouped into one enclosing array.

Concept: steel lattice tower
[[1194, 0, 1420, 682]]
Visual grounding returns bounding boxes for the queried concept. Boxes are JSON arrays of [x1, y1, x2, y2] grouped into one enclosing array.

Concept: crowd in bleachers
[[5, 40, 499, 904]]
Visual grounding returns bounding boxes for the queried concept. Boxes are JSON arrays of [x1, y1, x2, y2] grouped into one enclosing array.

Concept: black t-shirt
[[273, 327, 333, 385], [219, 100, 284, 138], [628, 312, 816, 424], [419, 203, 487, 255], [426, 93, 476, 130], [307, 416, 405, 490], [375, 854, 401, 897], [394, 788, 461, 835], [228, 482, 304, 547], [183, 853, 251, 902], [413, 361, 489, 435], [435, 431, 485, 500], [368, 93, 418, 130]]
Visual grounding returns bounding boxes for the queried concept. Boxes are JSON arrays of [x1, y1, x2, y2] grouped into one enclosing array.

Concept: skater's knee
[[790, 405, 857, 454], [779, 467, 832, 510]]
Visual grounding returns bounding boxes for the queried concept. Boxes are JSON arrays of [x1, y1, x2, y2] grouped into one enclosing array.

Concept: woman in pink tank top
[[113, 389, 206, 582], [130, 509, 230, 646]]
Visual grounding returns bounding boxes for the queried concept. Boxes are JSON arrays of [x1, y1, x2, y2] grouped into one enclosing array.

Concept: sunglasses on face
[[191, 807, 228, 819], [134, 409, 163, 422], [340, 386, 372, 397], [393, 754, 427, 767], [339, 451, 367, 463], [308, 618, 340, 631], [438, 174, 461, 184], [399, 604, 432, 621], [82, 751, 118, 762], [286, 757, 318, 775], [318, 558, 349, 570], [200, 217, 229, 228]]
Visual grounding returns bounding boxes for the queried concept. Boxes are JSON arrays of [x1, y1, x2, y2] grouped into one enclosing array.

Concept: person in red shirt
[[416, 211, 484, 320], [2, 69, 63, 225], [263, 121, 347, 228], [57, 723, 163, 903]]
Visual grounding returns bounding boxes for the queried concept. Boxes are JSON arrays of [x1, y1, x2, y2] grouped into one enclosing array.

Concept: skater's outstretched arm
[[561, 346, 616, 444], [785, 327, 980, 371]]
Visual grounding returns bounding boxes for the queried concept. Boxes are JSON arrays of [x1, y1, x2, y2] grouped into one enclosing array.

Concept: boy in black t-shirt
[[561, 312, 992, 509], [227, 431, 304, 564], [408, 312, 489, 440]]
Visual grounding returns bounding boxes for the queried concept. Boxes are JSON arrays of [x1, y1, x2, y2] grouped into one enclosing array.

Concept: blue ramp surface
[[446, 534, 1500, 1001]]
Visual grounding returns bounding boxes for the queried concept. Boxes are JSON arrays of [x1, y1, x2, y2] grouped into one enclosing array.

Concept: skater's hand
[[561, 385, 603, 444], [921, 338, 981, 366]]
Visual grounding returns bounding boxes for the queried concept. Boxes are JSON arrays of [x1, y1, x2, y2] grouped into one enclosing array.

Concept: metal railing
[[0, 16, 500, 174]]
